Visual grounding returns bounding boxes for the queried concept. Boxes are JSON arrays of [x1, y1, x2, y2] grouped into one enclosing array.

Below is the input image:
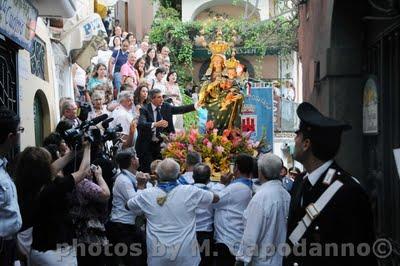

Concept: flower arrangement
[[161, 121, 266, 181]]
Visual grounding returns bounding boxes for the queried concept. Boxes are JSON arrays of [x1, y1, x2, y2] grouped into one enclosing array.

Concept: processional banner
[[242, 87, 274, 153]]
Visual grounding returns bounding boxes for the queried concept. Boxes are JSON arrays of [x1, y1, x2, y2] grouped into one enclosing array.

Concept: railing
[[247, 78, 299, 132]]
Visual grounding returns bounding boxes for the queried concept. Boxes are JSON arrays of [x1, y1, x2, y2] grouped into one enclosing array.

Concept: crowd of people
[[0, 15, 378, 266], [0, 99, 378, 266]]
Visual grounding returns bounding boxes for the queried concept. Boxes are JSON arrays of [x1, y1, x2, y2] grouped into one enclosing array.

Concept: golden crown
[[208, 29, 230, 56], [225, 57, 239, 69]]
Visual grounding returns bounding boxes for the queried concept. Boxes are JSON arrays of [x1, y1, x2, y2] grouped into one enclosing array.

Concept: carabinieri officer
[[284, 102, 377, 266]]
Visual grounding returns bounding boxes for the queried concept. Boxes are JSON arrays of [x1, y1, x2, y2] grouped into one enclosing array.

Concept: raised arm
[[51, 151, 74, 174], [71, 142, 91, 183]]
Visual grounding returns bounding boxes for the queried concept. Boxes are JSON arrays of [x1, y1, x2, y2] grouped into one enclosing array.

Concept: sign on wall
[[363, 76, 378, 134], [0, 0, 38, 51], [242, 87, 274, 152]]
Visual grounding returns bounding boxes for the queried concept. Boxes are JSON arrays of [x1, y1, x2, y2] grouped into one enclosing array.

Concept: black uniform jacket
[[284, 162, 378, 266]]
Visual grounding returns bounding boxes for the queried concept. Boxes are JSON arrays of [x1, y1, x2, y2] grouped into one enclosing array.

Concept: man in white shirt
[[135, 41, 149, 60], [213, 154, 254, 266], [127, 158, 219, 266], [107, 150, 146, 266], [111, 91, 135, 148], [193, 163, 215, 266], [236, 154, 291, 266], [178, 151, 201, 185]]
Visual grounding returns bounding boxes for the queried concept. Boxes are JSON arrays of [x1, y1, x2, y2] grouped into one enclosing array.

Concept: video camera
[[62, 114, 123, 149]]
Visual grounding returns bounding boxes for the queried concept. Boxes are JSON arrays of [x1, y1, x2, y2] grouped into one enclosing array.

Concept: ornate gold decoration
[[208, 29, 230, 56]]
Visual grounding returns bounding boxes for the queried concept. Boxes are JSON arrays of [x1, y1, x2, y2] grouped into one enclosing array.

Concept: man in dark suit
[[136, 88, 196, 173], [284, 102, 377, 266]]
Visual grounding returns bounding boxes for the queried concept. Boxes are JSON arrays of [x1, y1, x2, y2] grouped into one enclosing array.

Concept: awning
[[31, 0, 76, 18], [60, 13, 107, 69]]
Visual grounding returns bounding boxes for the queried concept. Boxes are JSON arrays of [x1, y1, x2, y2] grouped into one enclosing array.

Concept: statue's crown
[[225, 57, 239, 69], [208, 29, 230, 56]]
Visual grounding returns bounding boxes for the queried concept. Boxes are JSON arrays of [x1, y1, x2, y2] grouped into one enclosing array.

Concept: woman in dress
[[144, 47, 159, 80], [16, 143, 91, 266], [134, 57, 146, 80], [165, 71, 184, 130], [112, 36, 121, 51], [125, 33, 138, 49], [133, 84, 149, 117], [87, 91, 109, 120], [87, 63, 112, 94]]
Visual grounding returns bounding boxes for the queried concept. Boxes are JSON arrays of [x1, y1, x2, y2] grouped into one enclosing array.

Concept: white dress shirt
[[110, 170, 140, 225], [127, 185, 214, 266], [306, 160, 334, 186], [111, 105, 135, 135], [236, 180, 291, 265], [213, 181, 253, 255], [194, 183, 214, 232]]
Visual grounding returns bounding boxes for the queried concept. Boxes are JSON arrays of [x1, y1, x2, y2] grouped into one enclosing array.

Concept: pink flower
[[213, 128, 219, 135], [188, 144, 194, 151], [216, 145, 224, 154], [206, 120, 214, 131], [189, 133, 197, 144], [207, 142, 212, 149], [203, 138, 210, 145], [222, 129, 231, 137]]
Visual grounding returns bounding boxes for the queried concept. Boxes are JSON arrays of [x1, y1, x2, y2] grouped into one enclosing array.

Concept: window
[[30, 36, 47, 80]]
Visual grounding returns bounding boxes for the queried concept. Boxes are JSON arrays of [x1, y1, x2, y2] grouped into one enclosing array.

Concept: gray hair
[[149, 88, 162, 99], [257, 153, 283, 180], [156, 158, 180, 182], [61, 99, 75, 115], [91, 91, 105, 101], [117, 91, 133, 103]]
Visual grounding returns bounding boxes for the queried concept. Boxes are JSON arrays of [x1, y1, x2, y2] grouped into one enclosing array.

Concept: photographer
[[43, 132, 70, 158], [67, 160, 110, 266], [16, 142, 91, 265]]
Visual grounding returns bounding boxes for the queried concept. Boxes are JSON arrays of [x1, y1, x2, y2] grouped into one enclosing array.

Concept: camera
[[102, 124, 123, 142], [62, 114, 113, 148], [77, 101, 92, 122]]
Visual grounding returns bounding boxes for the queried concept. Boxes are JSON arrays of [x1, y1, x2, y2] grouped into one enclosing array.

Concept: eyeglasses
[[17, 127, 24, 133]]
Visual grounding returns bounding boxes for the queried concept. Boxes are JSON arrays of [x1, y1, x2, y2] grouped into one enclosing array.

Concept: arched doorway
[[33, 90, 50, 146]]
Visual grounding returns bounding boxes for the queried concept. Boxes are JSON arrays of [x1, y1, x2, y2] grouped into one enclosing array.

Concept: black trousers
[[215, 242, 236, 266], [138, 141, 162, 173], [196, 231, 214, 266], [0, 238, 16, 266], [105, 221, 147, 266], [77, 243, 106, 266]]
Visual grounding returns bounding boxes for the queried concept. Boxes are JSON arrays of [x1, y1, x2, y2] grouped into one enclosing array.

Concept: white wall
[[182, 0, 269, 22], [19, 18, 57, 148]]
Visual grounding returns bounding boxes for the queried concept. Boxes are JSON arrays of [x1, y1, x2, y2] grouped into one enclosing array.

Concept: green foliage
[[149, 7, 298, 86], [149, 7, 193, 85]]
